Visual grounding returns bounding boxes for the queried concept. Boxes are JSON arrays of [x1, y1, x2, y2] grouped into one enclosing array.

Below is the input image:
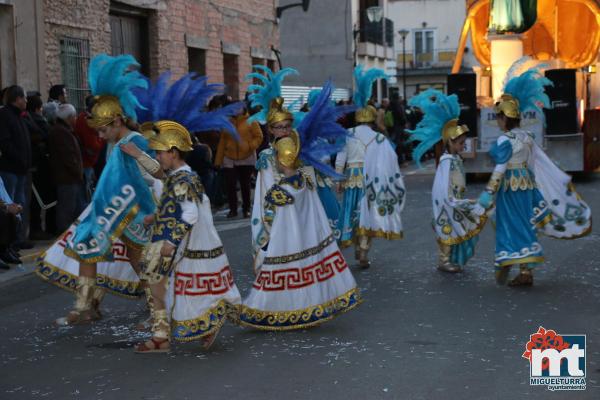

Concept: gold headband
[[442, 119, 470, 143], [267, 97, 294, 126], [148, 120, 194, 152], [494, 94, 520, 119]]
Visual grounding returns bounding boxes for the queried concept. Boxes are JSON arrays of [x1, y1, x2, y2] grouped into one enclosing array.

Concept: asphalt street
[[1, 172, 599, 400]]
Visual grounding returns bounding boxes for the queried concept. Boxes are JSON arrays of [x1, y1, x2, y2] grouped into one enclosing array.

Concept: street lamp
[[398, 29, 409, 104], [353, 6, 384, 67]]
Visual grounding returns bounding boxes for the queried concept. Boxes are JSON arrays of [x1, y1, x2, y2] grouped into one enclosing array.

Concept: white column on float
[[489, 34, 523, 99]]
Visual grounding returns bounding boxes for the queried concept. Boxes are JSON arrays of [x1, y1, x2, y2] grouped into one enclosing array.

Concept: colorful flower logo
[[522, 326, 571, 371]]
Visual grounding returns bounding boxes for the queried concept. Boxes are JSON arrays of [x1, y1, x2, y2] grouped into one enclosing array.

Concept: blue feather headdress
[[88, 54, 147, 121], [353, 65, 387, 108], [245, 65, 298, 124], [502, 67, 553, 116], [307, 89, 322, 108], [406, 89, 461, 167], [296, 80, 355, 179], [134, 72, 243, 137]]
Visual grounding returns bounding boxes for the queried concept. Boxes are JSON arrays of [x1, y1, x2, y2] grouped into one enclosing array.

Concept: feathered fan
[[134, 72, 243, 137]]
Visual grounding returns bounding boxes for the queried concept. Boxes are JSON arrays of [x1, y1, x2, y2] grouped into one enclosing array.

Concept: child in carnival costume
[[128, 72, 243, 352], [478, 66, 592, 286], [37, 54, 164, 326], [133, 122, 241, 353], [241, 66, 360, 330], [407, 89, 488, 273], [335, 65, 406, 268]]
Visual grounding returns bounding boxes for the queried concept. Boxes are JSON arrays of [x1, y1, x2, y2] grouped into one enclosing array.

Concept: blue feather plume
[[307, 89, 321, 108], [406, 89, 461, 168], [353, 65, 387, 108], [297, 80, 355, 179], [88, 54, 148, 121], [245, 65, 298, 124], [134, 72, 243, 138], [503, 67, 553, 116]]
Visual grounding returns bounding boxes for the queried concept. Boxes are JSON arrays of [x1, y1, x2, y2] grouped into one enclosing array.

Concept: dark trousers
[[55, 183, 85, 233], [0, 211, 17, 252], [0, 172, 29, 241], [223, 165, 253, 214]]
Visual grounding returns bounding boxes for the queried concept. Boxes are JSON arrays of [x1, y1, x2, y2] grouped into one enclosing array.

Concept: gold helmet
[[442, 119, 470, 143], [139, 121, 157, 140], [355, 105, 377, 124], [267, 97, 294, 126], [87, 95, 124, 128], [148, 120, 194, 152], [494, 94, 520, 119], [273, 130, 300, 169]]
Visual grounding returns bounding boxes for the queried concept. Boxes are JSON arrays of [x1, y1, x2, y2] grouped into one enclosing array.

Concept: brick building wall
[[43, 0, 111, 92], [42, 0, 279, 102]]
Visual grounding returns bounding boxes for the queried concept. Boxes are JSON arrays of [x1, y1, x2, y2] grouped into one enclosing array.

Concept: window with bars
[[60, 37, 90, 112]]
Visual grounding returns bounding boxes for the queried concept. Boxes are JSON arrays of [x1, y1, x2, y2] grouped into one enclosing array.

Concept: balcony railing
[[397, 48, 457, 69], [359, 11, 394, 48]]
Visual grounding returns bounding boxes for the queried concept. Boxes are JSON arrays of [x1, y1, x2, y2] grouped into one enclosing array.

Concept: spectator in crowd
[[74, 95, 105, 202], [214, 102, 263, 218], [42, 84, 67, 125], [375, 97, 390, 134], [0, 87, 7, 107], [0, 85, 32, 249], [48, 84, 67, 104], [47, 104, 84, 232], [0, 176, 22, 268], [389, 94, 408, 165], [202, 94, 229, 208], [24, 94, 55, 238], [187, 135, 215, 202]]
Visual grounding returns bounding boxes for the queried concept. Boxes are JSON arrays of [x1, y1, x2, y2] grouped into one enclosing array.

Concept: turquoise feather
[[88, 54, 148, 121]]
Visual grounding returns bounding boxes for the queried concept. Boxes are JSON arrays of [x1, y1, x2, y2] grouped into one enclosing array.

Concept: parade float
[[450, 0, 600, 172]]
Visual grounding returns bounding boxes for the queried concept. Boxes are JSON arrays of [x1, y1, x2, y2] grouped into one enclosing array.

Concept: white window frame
[[412, 28, 436, 67]]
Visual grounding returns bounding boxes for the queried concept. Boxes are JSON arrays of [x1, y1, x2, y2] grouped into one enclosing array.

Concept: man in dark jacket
[[47, 103, 85, 232], [0, 86, 31, 245], [24, 94, 55, 237]]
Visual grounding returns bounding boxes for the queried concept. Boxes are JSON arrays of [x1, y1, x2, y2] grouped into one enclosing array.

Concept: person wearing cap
[[134, 121, 241, 353], [407, 89, 487, 273], [478, 66, 591, 286], [335, 66, 406, 268]]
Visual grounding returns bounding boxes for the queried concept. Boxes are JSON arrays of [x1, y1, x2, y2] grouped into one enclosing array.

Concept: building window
[[60, 37, 90, 111], [267, 59, 277, 73], [413, 29, 434, 67], [223, 54, 239, 100], [188, 48, 206, 76]]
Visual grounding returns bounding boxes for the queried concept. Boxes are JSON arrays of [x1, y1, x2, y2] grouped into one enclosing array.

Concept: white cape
[[358, 125, 406, 239], [432, 154, 486, 245], [531, 142, 592, 239]]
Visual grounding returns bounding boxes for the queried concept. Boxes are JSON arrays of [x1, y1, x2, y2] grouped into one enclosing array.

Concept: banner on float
[[479, 108, 544, 151]]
